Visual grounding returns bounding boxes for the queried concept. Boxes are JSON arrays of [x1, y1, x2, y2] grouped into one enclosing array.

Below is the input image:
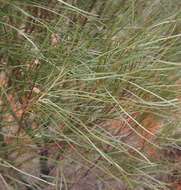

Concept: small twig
[[0, 174, 12, 190], [0, 158, 55, 186]]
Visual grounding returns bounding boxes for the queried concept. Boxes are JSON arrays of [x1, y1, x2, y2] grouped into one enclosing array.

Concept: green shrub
[[0, 1, 181, 189]]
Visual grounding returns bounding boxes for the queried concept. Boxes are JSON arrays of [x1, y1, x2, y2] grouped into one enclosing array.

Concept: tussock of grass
[[0, 0, 181, 189]]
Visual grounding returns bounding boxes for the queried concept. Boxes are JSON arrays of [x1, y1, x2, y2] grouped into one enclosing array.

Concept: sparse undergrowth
[[0, 0, 181, 190]]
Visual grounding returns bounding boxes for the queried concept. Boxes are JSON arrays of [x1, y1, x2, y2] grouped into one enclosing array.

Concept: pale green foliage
[[0, 1, 181, 189]]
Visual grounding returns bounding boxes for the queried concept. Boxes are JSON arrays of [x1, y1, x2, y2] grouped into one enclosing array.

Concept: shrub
[[0, 0, 181, 189]]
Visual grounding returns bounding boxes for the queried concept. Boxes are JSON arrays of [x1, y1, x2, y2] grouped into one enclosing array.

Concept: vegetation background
[[0, 0, 181, 189]]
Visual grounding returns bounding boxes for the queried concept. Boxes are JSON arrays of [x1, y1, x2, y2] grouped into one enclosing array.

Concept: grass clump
[[0, 0, 181, 189]]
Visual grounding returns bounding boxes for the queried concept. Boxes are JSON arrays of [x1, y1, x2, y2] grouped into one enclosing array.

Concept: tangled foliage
[[0, 0, 181, 189]]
